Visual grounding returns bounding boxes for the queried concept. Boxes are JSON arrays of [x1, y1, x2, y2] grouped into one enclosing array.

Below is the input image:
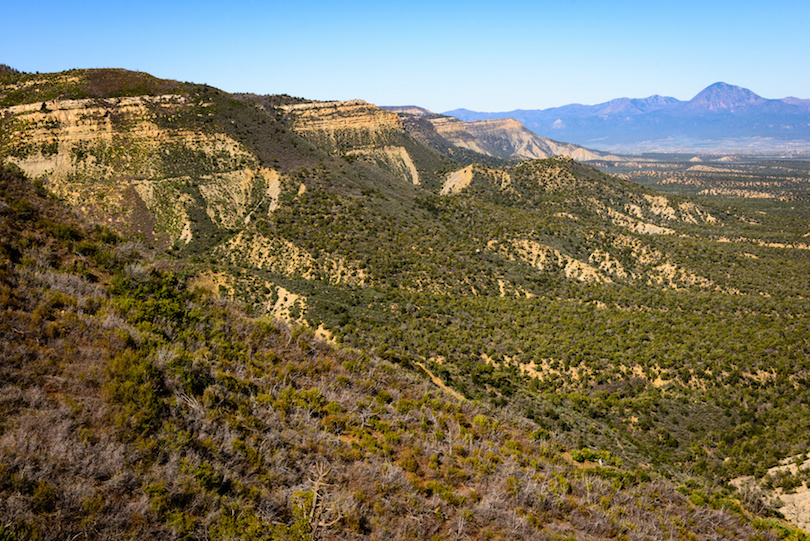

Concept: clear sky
[[3, 0, 809, 112]]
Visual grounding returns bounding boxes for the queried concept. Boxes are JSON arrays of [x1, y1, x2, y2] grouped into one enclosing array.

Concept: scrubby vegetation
[[5, 163, 796, 539], [3, 68, 810, 538], [0, 68, 186, 107]]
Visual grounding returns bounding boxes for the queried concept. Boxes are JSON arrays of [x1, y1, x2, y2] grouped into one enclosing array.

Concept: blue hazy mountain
[[444, 83, 810, 153]]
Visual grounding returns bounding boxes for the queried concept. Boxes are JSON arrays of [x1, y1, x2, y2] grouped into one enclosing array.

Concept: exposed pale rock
[[1, 95, 286, 246], [217, 232, 367, 287], [427, 116, 626, 162], [502, 238, 611, 284], [604, 207, 675, 235], [441, 165, 475, 195], [348, 146, 420, 185], [283, 100, 401, 132], [269, 286, 307, 324], [643, 194, 678, 220]]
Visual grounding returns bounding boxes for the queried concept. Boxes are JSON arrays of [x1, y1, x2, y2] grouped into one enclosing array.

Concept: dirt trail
[[414, 361, 465, 401]]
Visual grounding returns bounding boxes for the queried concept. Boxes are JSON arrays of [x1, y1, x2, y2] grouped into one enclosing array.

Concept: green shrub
[[105, 350, 166, 439]]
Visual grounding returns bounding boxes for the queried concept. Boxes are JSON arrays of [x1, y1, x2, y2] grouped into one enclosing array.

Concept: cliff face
[[426, 115, 620, 162], [1, 81, 630, 248], [282, 99, 435, 187], [1, 91, 284, 247], [282, 99, 403, 146]]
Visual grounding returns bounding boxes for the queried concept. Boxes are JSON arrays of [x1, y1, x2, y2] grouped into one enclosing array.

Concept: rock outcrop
[[282, 99, 402, 142], [1, 92, 286, 247], [418, 115, 626, 162]]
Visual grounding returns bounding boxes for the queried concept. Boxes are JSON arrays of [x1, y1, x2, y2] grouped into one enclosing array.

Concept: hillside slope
[[395, 112, 625, 164], [1, 162, 781, 541], [3, 68, 810, 536]]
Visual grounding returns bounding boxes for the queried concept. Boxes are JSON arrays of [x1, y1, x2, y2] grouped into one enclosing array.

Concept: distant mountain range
[[444, 83, 810, 154]]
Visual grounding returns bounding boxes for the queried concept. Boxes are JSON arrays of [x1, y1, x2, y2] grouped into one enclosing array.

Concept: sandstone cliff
[[281, 99, 439, 188], [282, 100, 403, 145], [1, 88, 286, 247], [425, 115, 624, 162]]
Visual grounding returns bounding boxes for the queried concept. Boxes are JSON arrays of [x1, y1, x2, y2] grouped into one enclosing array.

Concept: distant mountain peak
[[635, 94, 681, 109], [594, 95, 681, 115], [688, 82, 766, 111], [442, 82, 810, 153]]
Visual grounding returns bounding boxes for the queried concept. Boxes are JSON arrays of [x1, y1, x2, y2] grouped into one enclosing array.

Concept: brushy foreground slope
[[0, 162, 797, 540]]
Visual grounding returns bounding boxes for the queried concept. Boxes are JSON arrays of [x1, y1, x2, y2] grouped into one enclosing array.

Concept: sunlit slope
[[3, 69, 810, 530]]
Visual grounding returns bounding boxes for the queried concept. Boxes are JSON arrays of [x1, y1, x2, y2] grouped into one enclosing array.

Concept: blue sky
[[3, 0, 809, 112]]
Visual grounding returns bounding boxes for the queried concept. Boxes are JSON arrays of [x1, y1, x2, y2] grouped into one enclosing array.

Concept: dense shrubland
[[1, 164, 802, 540], [4, 68, 810, 537], [206, 166, 810, 486]]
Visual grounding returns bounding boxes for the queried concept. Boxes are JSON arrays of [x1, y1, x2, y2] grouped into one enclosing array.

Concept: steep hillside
[[424, 116, 619, 162], [0, 70, 316, 250], [394, 112, 624, 165], [3, 68, 810, 537], [2, 162, 785, 541]]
